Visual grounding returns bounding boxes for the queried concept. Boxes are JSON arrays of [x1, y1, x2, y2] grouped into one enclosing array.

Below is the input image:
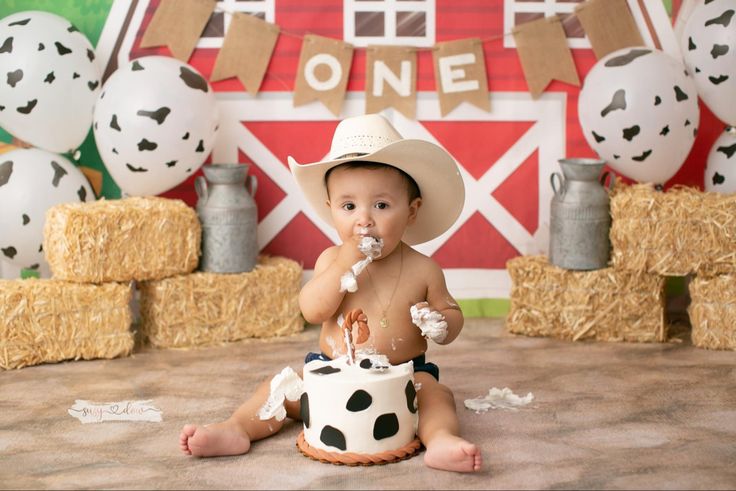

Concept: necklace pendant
[[380, 317, 389, 329]]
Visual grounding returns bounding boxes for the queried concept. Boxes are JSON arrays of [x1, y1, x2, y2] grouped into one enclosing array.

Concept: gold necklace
[[365, 243, 403, 329]]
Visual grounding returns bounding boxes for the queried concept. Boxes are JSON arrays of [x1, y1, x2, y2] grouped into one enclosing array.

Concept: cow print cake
[[300, 354, 418, 457]]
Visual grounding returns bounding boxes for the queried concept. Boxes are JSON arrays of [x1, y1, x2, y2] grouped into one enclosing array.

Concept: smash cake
[[296, 310, 421, 465]]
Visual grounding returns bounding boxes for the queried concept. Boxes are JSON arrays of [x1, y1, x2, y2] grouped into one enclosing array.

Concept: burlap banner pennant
[[365, 46, 417, 119], [432, 38, 490, 117], [293, 35, 354, 117], [575, 0, 645, 59], [513, 16, 580, 99], [140, 0, 216, 62], [211, 13, 280, 95]]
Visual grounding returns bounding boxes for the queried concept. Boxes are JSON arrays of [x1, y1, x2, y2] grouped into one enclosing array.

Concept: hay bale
[[506, 255, 666, 342], [44, 197, 200, 283], [688, 275, 736, 350], [0, 279, 133, 370], [610, 183, 736, 276], [139, 256, 303, 348]]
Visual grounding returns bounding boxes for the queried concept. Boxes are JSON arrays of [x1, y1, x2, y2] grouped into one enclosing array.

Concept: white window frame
[[344, 0, 436, 47], [196, 0, 276, 49], [503, 0, 590, 50]]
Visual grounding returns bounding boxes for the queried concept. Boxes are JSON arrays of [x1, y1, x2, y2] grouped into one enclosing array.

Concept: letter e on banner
[[432, 38, 490, 117]]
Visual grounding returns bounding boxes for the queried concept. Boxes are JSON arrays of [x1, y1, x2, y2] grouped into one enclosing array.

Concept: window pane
[[355, 11, 385, 37], [514, 12, 544, 27], [202, 12, 225, 38], [560, 13, 584, 38], [396, 11, 426, 37]]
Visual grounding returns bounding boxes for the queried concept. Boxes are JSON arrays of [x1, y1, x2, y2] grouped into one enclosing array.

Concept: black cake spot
[[713, 172, 725, 186], [179, 66, 209, 92], [346, 390, 372, 412], [310, 366, 341, 375], [0, 160, 12, 187], [601, 89, 626, 117], [360, 359, 372, 369], [320, 425, 346, 451], [137, 107, 171, 125], [405, 381, 417, 414], [373, 413, 399, 440], [300, 392, 310, 428], [50, 161, 68, 187]]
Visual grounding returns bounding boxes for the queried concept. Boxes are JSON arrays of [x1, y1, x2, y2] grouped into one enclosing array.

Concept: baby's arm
[[414, 260, 464, 345], [298, 238, 364, 324]]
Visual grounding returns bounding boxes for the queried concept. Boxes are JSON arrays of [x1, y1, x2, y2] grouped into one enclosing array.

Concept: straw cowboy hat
[[288, 114, 465, 245]]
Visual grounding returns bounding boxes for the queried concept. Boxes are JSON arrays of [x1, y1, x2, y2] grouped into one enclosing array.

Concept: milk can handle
[[247, 175, 258, 197], [550, 172, 565, 196], [600, 171, 616, 191], [194, 175, 208, 203]]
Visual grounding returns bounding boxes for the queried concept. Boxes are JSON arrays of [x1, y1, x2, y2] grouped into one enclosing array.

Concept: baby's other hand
[[410, 302, 448, 343]]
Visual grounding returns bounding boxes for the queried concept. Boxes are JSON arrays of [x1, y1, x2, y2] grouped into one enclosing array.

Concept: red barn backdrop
[[92, 0, 723, 301]]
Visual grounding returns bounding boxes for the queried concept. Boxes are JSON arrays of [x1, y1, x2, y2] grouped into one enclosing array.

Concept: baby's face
[[326, 166, 420, 252]]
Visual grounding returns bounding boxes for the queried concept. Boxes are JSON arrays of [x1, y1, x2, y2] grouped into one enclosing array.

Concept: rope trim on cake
[[296, 431, 421, 466]]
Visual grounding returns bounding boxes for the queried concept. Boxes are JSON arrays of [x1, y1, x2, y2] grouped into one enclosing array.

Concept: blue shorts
[[304, 351, 439, 381]]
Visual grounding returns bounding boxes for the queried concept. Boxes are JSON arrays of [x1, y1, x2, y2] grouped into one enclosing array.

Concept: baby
[[179, 114, 482, 473]]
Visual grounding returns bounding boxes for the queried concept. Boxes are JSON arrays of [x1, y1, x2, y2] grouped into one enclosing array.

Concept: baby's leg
[[415, 372, 482, 473], [180, 373, 302, 458]]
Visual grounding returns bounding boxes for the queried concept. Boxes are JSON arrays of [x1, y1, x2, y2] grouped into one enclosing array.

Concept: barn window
[[503, 0, 589, 49], [345, 0, 435, 47], [197, 0, 275, 49]]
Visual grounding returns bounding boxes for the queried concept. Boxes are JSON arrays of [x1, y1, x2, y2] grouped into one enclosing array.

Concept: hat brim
[[289, 139, 465, 245]]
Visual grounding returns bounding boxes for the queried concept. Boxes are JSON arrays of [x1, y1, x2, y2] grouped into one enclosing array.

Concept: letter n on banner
[[432, 38, 490, 117], [366, 46, 417, 119], [294, 35, 354, 117]]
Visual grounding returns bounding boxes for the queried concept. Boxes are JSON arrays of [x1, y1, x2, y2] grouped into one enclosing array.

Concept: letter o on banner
[[305, 54, 342, 91]]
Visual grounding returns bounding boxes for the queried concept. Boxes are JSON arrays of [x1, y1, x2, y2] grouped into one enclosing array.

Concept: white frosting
[[464, 387, 534, 412], [338, 236, 383, 293], [258, 366, 304, 421], [302, 355, 418, 455], [410, 304, 448, 343]]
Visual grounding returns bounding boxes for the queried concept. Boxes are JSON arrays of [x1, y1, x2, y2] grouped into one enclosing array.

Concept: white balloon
[[0, 148, 95, 269], [93, 56, 219, 196], [578, 48, 700, 184], [704, 127, 736, 193], [681, 0, 736, 125], [0, 11, 102, 153]]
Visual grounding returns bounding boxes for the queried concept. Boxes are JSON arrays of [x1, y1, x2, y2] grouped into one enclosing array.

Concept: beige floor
[[1, 318, 735, 490]]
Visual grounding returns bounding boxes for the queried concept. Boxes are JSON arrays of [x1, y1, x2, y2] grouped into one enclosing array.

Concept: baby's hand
[[410, 302, 448, 343], [336, 235, 367, 270]]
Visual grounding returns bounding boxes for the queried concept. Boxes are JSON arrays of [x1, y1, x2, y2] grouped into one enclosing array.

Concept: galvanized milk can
[[195, 163, 258, 273], [549, 158, 614, 270]]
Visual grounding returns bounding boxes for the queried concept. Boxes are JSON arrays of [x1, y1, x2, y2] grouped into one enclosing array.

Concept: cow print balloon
[[0, 148, 94, 269], [93, 56, 218, 196], [578, 48, 699, 185], [0, 11, 102, 153], [682, 0, 736, 125], [704, 127, 736, 193]]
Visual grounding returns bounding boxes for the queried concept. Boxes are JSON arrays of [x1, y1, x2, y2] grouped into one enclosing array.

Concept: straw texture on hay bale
[[139, 256, 303, 348], [611, 183, 736, 276], [0, 279, 133, 370], [44, 197, 200, 283], [688, 275, 736, 350], [506, 255, 666, 343]]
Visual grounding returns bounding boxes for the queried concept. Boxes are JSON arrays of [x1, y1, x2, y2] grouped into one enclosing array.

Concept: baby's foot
[[179, 422, 251, 457], [424, 434, 482, 473]]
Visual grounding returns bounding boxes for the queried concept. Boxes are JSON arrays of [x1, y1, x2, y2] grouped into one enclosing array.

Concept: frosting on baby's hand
[[257, 366, 304, 421], [339, 236, 384, 293], [410, 303, 448, 343]]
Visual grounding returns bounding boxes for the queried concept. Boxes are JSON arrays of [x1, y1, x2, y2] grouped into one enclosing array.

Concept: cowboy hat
[[288, 114, 465, 245]]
